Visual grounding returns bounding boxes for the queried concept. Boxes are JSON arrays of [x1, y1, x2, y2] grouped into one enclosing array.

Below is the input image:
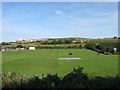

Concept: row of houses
[[2, 38, 92, 45], [16, 38, 92, 44], [1, 38, 50, 45], [1, 47, 25, 51], [1, 47, 36, 51], [16, 38, 49, 44], [2, 37, 119, 45]]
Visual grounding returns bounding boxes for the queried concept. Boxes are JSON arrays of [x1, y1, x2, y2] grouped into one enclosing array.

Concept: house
[[16, 48, 25, 51], [72, 41, 76, 43], [16, 48, 21, 51], [21, 48, 25, 51], [29, 47, 35, 50], [113, 48, 117, 52], [5, 47, 10, 51], [1, 49, 5, 51], [80, 40, 83, 43]]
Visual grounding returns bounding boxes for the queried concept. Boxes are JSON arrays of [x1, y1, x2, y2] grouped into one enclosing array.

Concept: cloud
[[62, 11, 118, 38], [55, 10, 63, 15]]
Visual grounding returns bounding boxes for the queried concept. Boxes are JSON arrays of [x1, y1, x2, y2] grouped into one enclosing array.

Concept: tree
[[16, 45, 23, 48], [51, 40, 57, 44], [58, 39, 63, 44], [85, 43, 96, 51], [114, 36, 117, 39], [79, 45, 82, 49], [98, 43, 117, 53], [43, 41, 48, 45], [64, 40, 72, 44]]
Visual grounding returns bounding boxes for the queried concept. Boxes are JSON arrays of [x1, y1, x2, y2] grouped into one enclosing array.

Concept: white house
[[21, 48, 25, 51], [29, 47, 35, 50], [113, 48, 117, 52], [80, 40, 83, 43]]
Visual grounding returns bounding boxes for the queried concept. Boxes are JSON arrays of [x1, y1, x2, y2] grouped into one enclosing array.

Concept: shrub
[[2, 72, 29, 88], [85, 43, 96, 51], [16, 45, 23, 48]]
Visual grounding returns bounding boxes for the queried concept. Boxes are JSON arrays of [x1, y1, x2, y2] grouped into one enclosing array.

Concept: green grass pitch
[[1, 49, 118, 77]]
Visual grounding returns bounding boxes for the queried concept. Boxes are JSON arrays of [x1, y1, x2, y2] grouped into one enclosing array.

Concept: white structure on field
[[58, 58, 82, 60], [58, 58, 82, 62], [29, 47, 35, 50]]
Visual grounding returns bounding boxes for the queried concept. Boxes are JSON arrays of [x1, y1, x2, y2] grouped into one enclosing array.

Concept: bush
[[16, 45, 23, 48], [98, 42, 118, 53], [2, 72, 29, 88], [85, 43, 96, 51]]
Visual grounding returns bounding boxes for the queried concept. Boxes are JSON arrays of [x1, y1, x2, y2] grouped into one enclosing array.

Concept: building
[[1, 49, 5, 51], [113, 48, 117, 52], [21, 48, 25, 51], [5, 47, 10, 51], [16, 48, 25, 51], [29, 47, 35, 50]]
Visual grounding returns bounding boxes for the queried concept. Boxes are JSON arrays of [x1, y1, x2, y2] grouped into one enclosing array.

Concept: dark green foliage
[[64, 40, 72, 44], [89, 75, 120, 88], [2, 72, 29, 88], [79, 45, 82, 49], [36, 45, 80, 49], [98, 42, 118, 53], [42, 41, 49, 45], [61, 67, 89, 88], [85, 43, 96, 51], [51, 40, 58, 45], [85, 41, 119, 54], [2, 67, 120, 88], [16, 45, 23, 48], [74, 41, 81, 44], [41, 74, 61, 88], [58, 39, 63, 44], [41, 39, 72, 45], [2, 42, 10, 45]]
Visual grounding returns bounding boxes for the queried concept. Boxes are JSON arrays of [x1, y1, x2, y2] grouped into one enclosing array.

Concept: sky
[[2, 2, 118, 42]]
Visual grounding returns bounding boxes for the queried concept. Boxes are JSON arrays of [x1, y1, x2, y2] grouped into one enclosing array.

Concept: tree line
[[36, 45, 82, 49], [13, 44, 82, 49], [41, 39, 73, 45], [85, 42, 119, 54]]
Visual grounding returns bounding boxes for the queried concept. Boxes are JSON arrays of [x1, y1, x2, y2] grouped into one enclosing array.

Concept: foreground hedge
[[2, 67, 120, 88]]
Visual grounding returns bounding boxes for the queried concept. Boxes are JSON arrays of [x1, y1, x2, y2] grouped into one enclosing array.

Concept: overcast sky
[[2, 2, 118, 42]]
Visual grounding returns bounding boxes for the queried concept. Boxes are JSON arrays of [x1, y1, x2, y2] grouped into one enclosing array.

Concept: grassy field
[[2, 49, 118, 77]]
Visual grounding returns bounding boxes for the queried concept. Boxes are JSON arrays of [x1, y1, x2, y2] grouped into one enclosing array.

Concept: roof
[[5, 47, 10, 49]]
